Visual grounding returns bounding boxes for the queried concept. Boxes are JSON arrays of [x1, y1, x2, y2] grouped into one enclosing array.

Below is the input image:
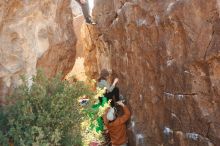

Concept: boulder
[[0, 0, 76, 98], [82, 0, 220, 145]]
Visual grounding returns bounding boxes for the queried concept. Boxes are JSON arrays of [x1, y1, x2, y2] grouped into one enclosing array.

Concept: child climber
[[97, 69, 120, 107], [103, 101, 131, 146]]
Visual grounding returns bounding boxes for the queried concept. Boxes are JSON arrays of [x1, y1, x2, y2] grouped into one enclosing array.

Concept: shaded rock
[[82, 0, 220, 145]]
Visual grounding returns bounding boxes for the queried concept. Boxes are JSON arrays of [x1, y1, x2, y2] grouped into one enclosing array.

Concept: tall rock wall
[[0, 0, 76, 99], [83, 0, 220, 145]]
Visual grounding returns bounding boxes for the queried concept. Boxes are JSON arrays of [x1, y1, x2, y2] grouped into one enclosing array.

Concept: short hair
[[100, 69, 109, 79]]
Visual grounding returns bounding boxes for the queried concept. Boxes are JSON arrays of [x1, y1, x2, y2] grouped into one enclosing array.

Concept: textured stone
[[82, 0, 220, 145], [65, 15, 87, 81], [0, 0, 76, 98], [1, 0, 220, 145]]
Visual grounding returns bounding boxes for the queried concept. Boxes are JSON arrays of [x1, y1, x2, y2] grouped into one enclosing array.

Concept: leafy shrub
[[0, 70, 94, 146], [80, 87, 110, 146]]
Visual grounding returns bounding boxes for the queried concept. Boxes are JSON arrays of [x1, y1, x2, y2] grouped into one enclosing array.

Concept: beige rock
[[0, 0, 76, 98], [65, 15, 87, 81]]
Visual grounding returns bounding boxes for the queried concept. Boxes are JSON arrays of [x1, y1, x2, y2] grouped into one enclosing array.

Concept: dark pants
[[75, 0, 91, 22], [99, 87, 120, 107]]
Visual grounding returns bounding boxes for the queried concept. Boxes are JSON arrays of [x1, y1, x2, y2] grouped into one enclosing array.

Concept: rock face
[[1, 0, 220, 145], [65, 15, 87, 81], [0, 0, 76, 98], [82, 0, 220, 145]]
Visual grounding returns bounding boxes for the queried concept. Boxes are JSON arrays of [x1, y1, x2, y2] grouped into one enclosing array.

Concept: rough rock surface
[[65, 15, 87, 81], [0, 0, 76, 99], [82, 0, 220, 145]]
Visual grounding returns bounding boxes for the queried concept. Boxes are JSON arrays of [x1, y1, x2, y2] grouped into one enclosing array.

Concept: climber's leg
[[104, 87, 120, 107], [76, 0, 96, 25], [111, 87, 120, 102], [104, 87, 120, 101]]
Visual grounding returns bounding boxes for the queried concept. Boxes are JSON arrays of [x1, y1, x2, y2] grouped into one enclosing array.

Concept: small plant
[[0, 70, 94, 146], [80, 85, 110, 146]]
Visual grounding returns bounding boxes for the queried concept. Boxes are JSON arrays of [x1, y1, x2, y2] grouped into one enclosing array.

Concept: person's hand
[[108, 99, 112, 105], [113, 78, 119, 85], [116, 100, 125, 107], [80, 0, 86, 4]]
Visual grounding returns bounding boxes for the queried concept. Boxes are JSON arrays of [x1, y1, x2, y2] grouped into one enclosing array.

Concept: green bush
[[80, 87, 110, 146], [0, 70, 94, 146]]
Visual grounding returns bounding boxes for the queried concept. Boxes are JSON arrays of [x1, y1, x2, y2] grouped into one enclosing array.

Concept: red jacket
[[103, 106, 131, 145]]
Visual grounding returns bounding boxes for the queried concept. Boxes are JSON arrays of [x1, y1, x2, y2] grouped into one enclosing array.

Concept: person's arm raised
[[114, 101, 131, 125], [108, 78, 118, 92]]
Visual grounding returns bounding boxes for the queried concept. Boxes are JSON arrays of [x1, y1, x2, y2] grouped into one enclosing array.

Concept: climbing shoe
[[85, 18, 96, 25]]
